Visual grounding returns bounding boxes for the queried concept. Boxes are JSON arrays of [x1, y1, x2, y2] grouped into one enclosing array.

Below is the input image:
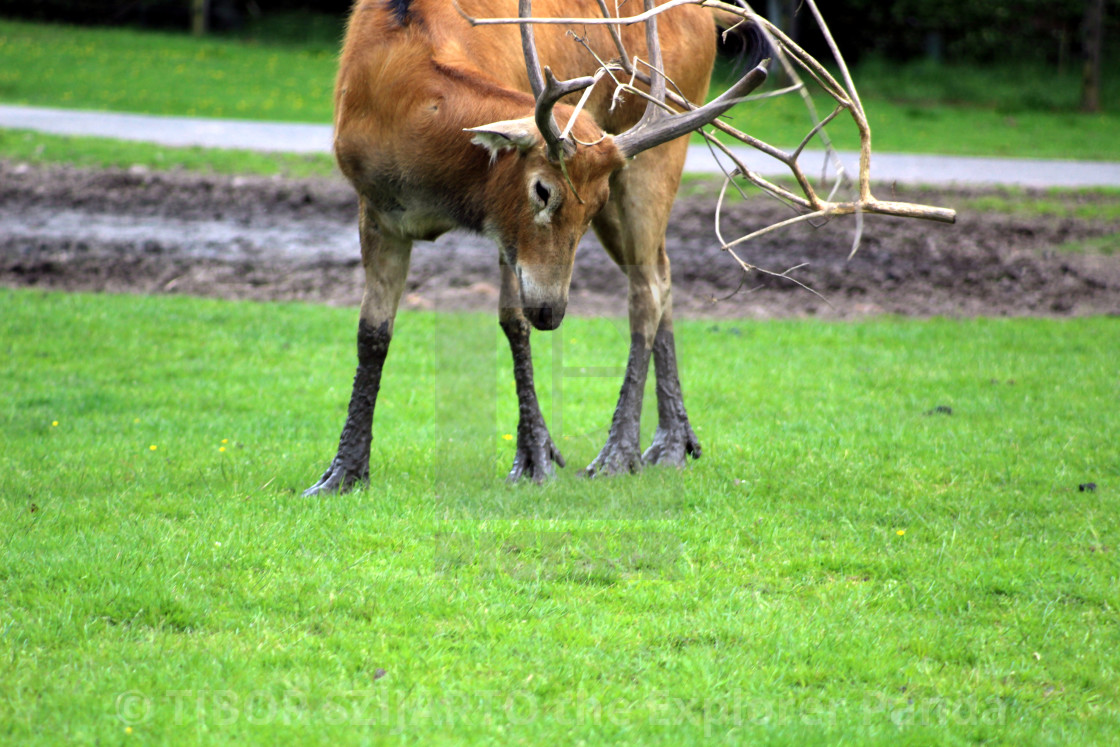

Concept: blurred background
[[3, 0, 1114, 111], [0, 1, 1116, 162]]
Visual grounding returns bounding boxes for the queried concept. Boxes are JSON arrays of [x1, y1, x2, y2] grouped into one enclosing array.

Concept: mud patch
[[2, 161, 1118, 318]]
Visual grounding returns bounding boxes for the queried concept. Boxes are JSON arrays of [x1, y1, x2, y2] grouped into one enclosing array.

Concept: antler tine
[[539, 68, 598, 158], [536, 68, 595, 159], [518, 0, 545, 99], [613, 9, 770, 159], [615, 59, 769, 159], [637, 0, 667, 127]]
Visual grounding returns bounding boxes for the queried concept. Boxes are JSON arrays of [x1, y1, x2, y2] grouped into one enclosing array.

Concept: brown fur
[[333, 0, 717, 324]]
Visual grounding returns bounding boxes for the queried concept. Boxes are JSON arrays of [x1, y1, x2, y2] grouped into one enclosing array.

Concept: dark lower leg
[[644, 320, 701, 466], [501, 316, 565, 482], [304, 318, 391, 496], [586, 333, 651, 476]]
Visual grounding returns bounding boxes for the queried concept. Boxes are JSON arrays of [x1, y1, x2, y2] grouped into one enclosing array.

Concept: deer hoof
[[507, 434, 565, 484], [642, 425, 702, 468], [585, 440, 643, 477], [303, 457, 368, 496]]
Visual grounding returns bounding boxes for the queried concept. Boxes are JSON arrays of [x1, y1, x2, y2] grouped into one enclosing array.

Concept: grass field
[[2, 11, 1118, 745], [2, 17, 1120, 161], [2, 288, 1118, 744]]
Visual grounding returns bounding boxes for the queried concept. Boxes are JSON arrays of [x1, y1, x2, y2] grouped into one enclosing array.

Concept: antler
[[464, 0, 957, 267]]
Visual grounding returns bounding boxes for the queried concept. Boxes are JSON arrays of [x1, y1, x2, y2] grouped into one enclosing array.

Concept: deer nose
[[523, 302, 566, 331]]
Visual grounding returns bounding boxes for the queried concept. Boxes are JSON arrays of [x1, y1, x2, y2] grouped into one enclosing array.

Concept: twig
[[456, 0, 720, 27]]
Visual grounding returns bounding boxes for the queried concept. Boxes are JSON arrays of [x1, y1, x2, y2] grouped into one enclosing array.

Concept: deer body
[[306, 0, 765, 492]]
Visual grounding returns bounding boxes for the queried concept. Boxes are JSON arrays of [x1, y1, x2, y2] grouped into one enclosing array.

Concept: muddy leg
[[585, 326, 652, 476], [586, 142, 696, 475], [643, 306, 701, 467], [304, 203, 411, 496], [500, 259, 565, 483]]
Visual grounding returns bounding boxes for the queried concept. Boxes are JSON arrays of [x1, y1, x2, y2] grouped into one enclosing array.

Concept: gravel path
[[4, 103, 1120, 188]]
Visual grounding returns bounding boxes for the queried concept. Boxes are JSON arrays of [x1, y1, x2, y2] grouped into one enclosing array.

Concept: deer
[[304, 0, 769, 495]]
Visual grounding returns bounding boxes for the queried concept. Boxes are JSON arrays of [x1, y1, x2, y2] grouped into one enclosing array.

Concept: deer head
[[466, 0, 768, 330], [467, 106, 621, 330]]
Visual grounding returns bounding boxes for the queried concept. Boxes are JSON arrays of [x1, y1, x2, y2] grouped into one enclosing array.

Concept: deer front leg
[[304, 205, 412, 496], [500, 259, 565, 483]]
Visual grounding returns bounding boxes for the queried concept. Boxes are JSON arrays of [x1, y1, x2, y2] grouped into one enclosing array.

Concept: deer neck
[[336, 56, 537, 241]]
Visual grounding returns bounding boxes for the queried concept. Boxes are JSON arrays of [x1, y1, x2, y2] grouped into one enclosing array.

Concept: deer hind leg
[[643, 302, 702, 466], [500, 256, 566, 482], [587, 140, 700, 475], [304, 199, 412, 496]]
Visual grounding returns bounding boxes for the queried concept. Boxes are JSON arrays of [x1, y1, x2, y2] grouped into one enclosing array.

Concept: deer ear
[[466, 117, 540, 158]]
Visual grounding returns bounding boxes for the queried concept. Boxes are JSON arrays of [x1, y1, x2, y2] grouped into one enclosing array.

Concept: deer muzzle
[[522, 301, 566, 331], [517, 266, 568, 331]]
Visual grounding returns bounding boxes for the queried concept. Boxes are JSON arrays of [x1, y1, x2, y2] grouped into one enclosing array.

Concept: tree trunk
[[1081, 0, 1105, 112], [191, 0, 210, 37], [766, 0, 800, 83]]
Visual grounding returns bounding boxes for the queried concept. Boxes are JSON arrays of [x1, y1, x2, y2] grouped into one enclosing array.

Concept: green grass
[[2, 17, 1120, 161], [842, 56, 1120, 115], [0, 128, 338, 177], [2, 288, 1118, 744], [0, 18, 336, 121], [951, 188, 1120, 222]]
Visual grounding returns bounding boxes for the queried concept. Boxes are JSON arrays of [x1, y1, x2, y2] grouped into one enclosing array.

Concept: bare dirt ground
[[2, 160, 1118, 318]]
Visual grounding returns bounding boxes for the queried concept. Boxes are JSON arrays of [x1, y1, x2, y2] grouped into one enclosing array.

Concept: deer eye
[[532, 179, 552, 207]]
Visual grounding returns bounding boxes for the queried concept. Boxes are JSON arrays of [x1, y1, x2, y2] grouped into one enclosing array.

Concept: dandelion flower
[[896, 529, 906, 536], [221, 438, 228, 444], [502, 434, 514, 441], [149, 445, 158, 451], [51, 420, 58, 427], [219, 446, 226, 453]]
